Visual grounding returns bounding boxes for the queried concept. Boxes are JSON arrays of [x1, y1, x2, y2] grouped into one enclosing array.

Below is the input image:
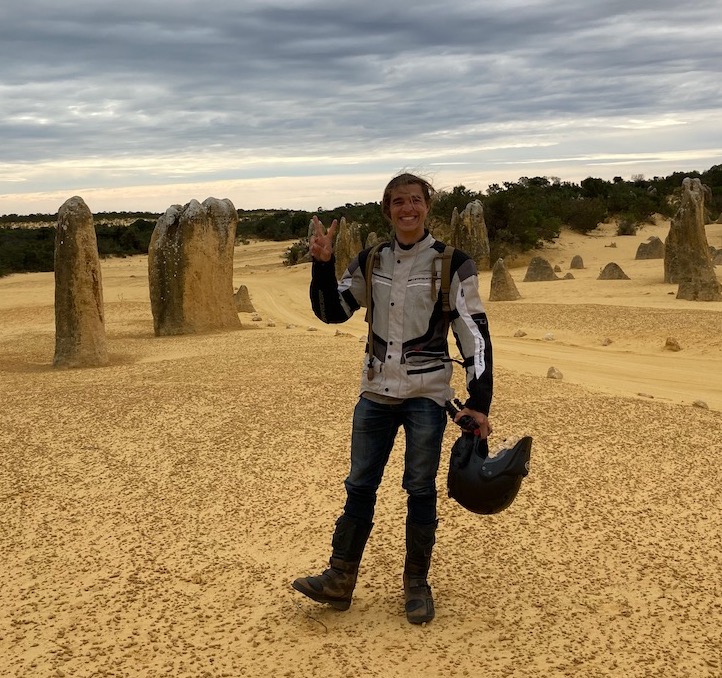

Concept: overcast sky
[[2, 0, 721, 214]]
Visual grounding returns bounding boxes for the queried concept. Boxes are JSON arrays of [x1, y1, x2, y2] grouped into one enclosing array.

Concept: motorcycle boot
[[292, 514, 373, 611]]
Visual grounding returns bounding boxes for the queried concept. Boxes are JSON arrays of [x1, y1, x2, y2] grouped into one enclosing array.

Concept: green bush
[[283, 239, 309, 266], [564, 198, 607, 233], [0, 226, 55, 276], [616, 217, 638, 236]]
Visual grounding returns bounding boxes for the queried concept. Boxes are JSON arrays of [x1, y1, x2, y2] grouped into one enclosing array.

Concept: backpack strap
[[439, 245, 454, 314], [363, 242, 386, 380]]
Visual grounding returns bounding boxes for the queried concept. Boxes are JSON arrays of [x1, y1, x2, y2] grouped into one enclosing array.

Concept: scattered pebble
[[547, 366, 563, 380], [664, 337, 682, 351]]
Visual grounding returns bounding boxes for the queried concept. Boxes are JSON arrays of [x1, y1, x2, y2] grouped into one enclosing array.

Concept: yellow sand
[[1, 220, 721, 677]]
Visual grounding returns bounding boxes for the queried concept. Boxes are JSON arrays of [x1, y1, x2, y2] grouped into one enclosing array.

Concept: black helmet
[[447, 434, 532, 515]]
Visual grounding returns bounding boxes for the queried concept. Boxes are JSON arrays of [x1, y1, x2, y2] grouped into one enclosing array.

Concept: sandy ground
[[1, 219, 721, 678]]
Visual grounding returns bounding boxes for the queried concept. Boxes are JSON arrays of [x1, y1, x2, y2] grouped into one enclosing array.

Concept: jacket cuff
[[464, 395, 491, 416], [311, 257, 337, 284]]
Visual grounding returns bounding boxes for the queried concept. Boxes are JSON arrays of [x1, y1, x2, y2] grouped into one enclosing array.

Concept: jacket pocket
[[403, 350, 447, 369]]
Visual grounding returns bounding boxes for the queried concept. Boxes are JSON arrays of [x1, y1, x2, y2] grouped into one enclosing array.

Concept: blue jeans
[[343, 396, 447, 526]]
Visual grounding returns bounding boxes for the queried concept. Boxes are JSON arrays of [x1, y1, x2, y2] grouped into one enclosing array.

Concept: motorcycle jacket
[[310, 231, 493, 414]]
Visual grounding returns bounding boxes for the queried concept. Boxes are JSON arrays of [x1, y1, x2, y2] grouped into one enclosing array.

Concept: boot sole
[[405, 601, 435, 624], [404, 585, 435, 624], [291, 580, 351, 611], [407, 612, 434, 624]]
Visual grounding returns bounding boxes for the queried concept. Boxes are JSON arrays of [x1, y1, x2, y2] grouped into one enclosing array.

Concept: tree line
[[0, 219, 157, 278], [2, 166, 720, 277]]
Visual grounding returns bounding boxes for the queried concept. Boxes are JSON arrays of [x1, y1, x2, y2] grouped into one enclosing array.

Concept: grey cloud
[[1, 0, 721, 194]]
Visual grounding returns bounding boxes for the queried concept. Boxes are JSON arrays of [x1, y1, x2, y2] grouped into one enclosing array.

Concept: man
[[292, 173, 493, 624]]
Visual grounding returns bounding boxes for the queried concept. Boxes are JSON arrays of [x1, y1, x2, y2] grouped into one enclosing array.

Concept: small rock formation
[[514, 329, 527, 337], [234, 284, 255, 313], [563, 272, 575, 280], [523, 256, 558, 282], [713, 249, 722, 266], [547, 366, 563, 380], [365, 231, 379, 248], [543, 333, 555, 341], [664, 337, 682, 352], [334, 217, 363, 278], [450, 200, 491, 271], [570, 255, 584, 269], [601, 338, 613, 346], [598, 263, 630, 280], [53, 196, 108, 368], [692, 400, 709, 410], [488, 258, 521, 301], [664, 177, 722, 301], [148, 197, 241, 336], [635, 236, 665, 260], [553, 264, 562, 273]]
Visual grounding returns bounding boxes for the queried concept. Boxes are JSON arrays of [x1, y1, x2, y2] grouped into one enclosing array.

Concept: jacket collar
[[392, 229, 434, 253]]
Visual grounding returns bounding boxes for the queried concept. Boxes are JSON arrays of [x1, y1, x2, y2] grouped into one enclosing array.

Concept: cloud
[[1, 0, 721, 213]]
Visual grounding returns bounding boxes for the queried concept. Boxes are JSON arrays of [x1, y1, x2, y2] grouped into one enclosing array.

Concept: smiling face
[[387, 183, 430, 245]]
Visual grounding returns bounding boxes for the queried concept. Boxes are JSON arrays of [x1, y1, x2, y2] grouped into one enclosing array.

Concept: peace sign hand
[[309, 215, 338, 262]]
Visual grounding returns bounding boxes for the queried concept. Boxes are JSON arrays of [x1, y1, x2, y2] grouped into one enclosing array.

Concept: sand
[[1, 220, 721, 678]]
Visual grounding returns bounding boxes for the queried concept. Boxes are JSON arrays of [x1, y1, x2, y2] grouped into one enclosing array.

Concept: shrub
[[616, 217, 638, 236], [283, 238, 309, 266], [564, 198, 607, 233]]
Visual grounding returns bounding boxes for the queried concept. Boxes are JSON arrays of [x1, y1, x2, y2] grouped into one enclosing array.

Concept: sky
[[1, 0, 722, 215]]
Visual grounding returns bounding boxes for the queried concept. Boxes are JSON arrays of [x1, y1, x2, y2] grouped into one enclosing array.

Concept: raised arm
[[309, 215, 337, 262], [309, 216, 364, 324]]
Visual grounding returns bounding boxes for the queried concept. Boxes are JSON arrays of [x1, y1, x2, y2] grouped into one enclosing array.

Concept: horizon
[[2, 163, 720, 220]]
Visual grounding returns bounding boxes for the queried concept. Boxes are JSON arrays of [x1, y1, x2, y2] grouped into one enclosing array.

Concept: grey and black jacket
[[310, 231, 493, 414]]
